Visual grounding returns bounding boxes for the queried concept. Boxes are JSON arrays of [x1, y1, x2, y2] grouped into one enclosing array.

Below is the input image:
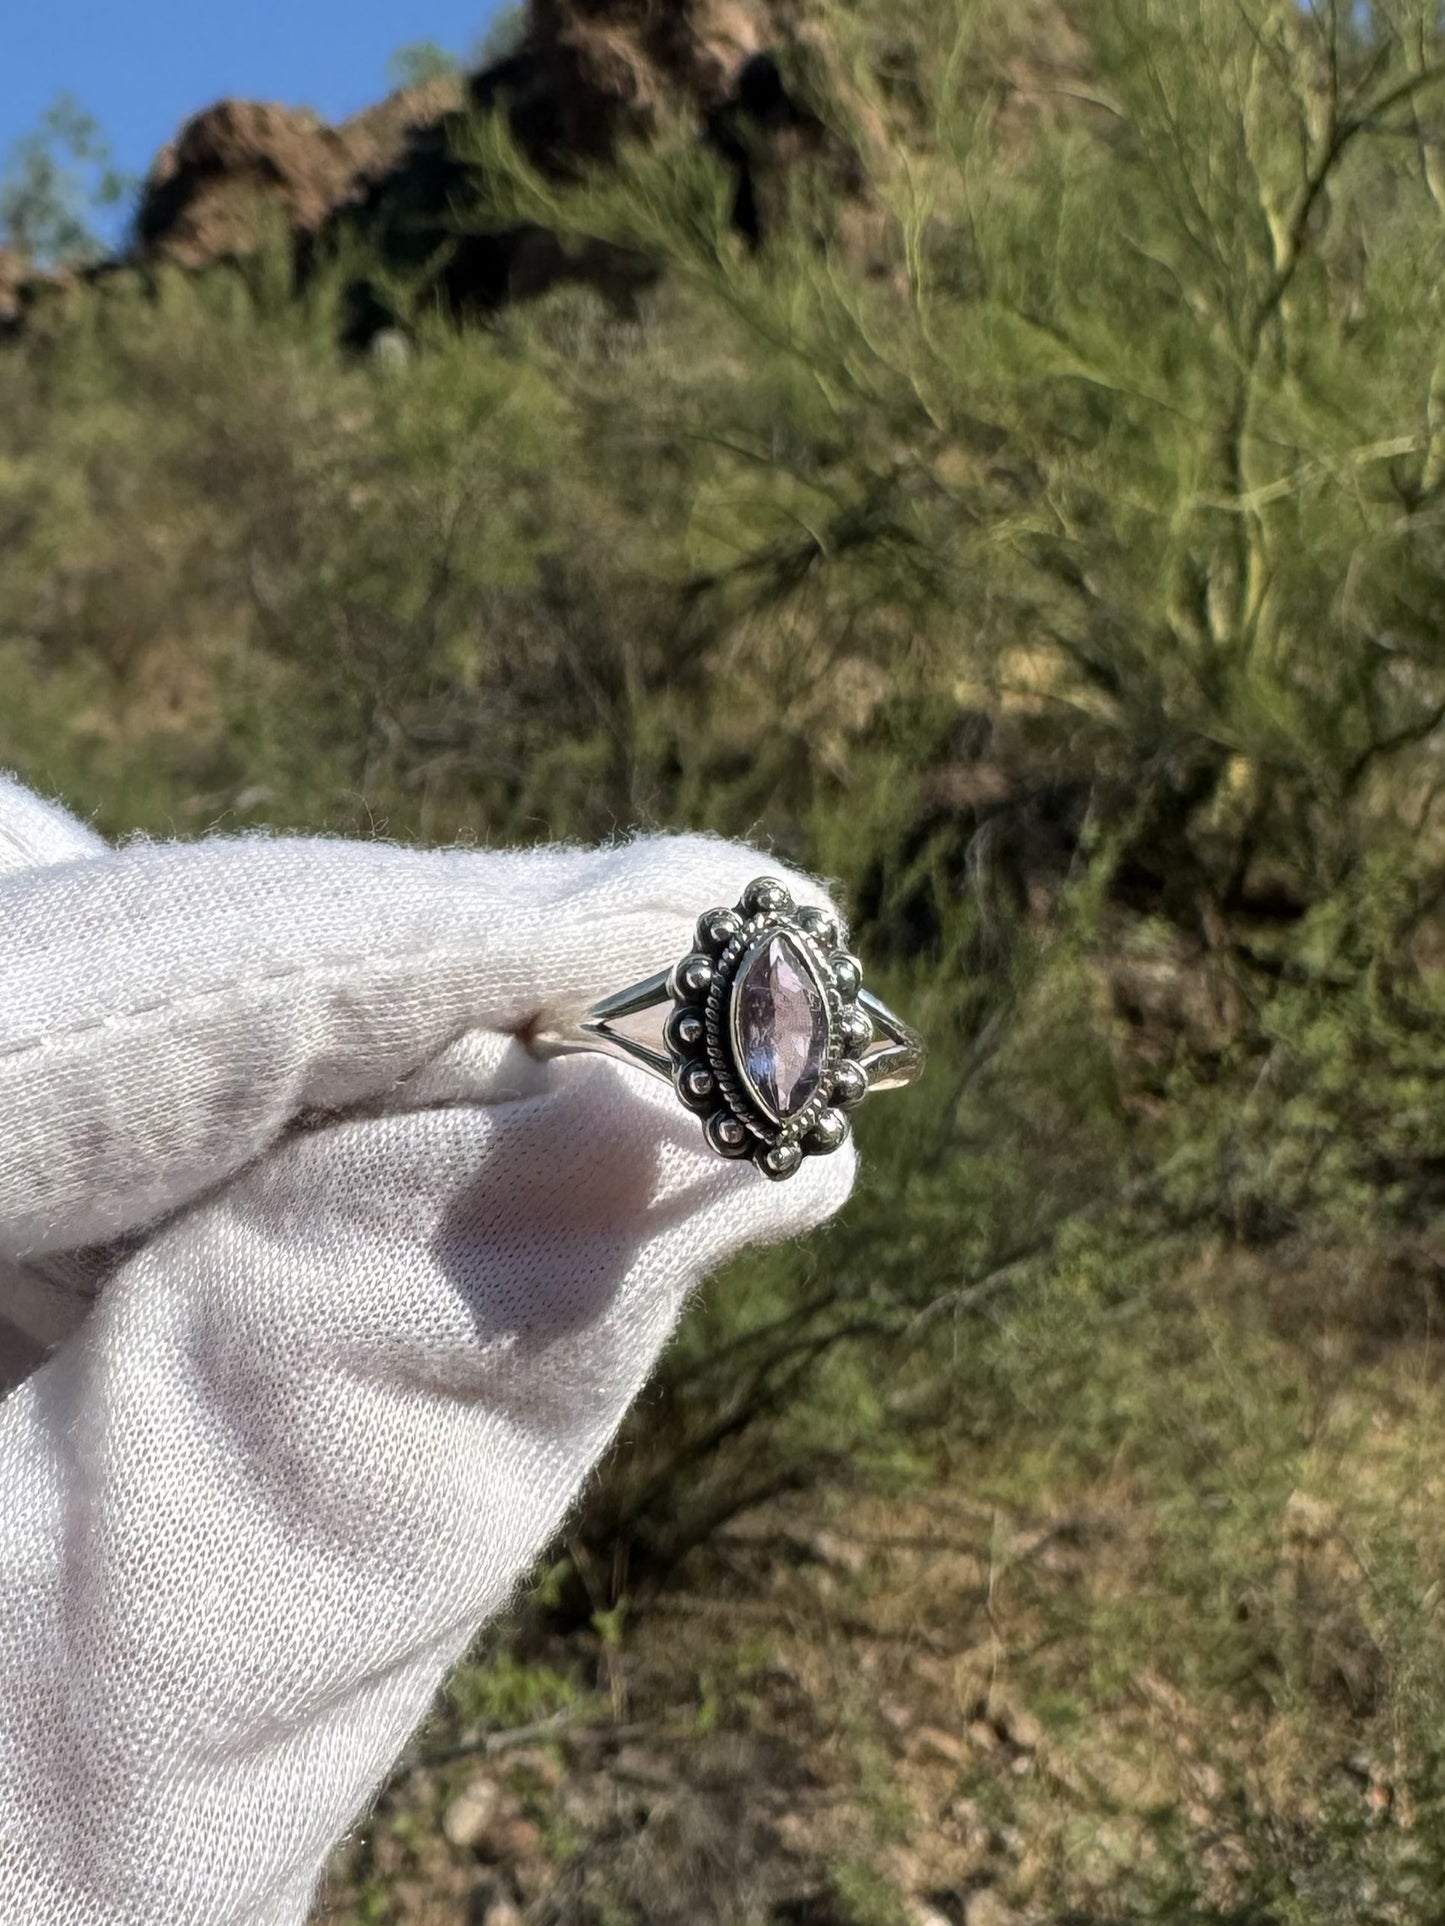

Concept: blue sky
[[3, 0, 504, 243]]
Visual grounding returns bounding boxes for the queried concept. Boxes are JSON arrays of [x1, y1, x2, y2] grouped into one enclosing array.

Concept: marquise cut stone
[[735, 933, 829, 1121]]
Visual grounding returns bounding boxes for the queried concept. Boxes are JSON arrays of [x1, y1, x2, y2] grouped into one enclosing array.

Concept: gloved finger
[[0, 1052, 855, 1923], [0, 781, 124, 1370], [0, 774, 106, 880], [1, 1026, 548, 1385], [0, 825, 844, 1261], [300, 1026, 557, 1123]]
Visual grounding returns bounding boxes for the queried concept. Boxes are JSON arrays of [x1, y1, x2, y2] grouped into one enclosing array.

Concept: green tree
[[385, 41, 461, 89], [0, 94, 131, 266]]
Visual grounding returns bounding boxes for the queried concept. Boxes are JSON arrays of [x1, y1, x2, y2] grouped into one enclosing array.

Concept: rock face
[[0, 247, 116, 340], [473, 0, 846, 195], [0, 0, 862, 345], [135, 81, 463, 269], [475, 0, 765, 167], [0, 249, 28, 327], [116, 0, 861, 340], [467, 0, 862, 252]]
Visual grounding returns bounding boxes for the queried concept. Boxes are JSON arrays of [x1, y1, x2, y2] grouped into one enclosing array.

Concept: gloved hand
[[0, 775, 855, 1926]]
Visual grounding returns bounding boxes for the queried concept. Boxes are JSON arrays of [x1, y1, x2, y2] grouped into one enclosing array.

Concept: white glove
[[0, 774, 855, 1926]]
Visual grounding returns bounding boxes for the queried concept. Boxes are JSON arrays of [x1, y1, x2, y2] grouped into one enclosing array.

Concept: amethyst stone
[[734, 933, 830, 1121]]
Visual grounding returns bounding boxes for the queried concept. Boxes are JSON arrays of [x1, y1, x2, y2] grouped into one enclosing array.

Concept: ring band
[[530, 875, 925, 1180]]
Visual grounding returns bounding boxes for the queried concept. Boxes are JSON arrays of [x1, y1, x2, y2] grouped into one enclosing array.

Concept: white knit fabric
[[0, 775, 854, 1925]]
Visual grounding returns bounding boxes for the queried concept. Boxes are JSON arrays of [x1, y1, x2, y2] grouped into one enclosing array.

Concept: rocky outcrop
[[134, 81, 463, 268], [4, 0, 864, 345], [139, 0, 860, 327], [471, 0, 824, 172], [0, 247, 122, 339], [467, 0, 863, 249], [0, 249, 28, 327]]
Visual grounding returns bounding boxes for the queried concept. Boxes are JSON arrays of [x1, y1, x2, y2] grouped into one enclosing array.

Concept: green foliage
[[445, 1650, 583, 1731], [385, 41, 461, 88], [0, 94, 132, 265], [828, 1859, 909, 1926]]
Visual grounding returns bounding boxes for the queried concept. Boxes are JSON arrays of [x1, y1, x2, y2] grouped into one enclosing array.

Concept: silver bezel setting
[[668, 878, 869, 1181]]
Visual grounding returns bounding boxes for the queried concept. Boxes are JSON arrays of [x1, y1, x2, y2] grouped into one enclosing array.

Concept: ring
[[531, 875, 925, 1180]]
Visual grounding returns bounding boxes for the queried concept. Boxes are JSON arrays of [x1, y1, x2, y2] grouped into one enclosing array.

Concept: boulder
[[0, 248, 29, 328], [135, 81, 463, 268]]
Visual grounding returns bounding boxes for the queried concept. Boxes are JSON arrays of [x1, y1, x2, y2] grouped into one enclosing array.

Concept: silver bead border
[[665, 878, 873, 1180]]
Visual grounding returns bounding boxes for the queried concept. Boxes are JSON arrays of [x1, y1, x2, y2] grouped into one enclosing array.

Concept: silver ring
[[530, 875, 925, 1181]]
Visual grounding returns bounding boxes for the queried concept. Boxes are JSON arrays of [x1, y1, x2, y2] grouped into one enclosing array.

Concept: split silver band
[[529, 875, 925, 1181], [536, 974, 924, 1091]]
